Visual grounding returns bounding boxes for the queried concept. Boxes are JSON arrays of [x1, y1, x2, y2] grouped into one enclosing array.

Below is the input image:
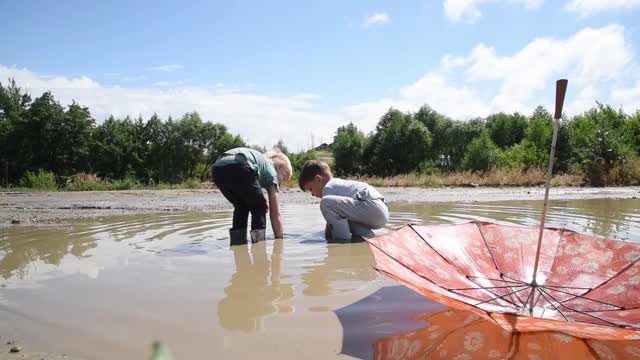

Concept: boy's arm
[[267, 184, 284, 238]]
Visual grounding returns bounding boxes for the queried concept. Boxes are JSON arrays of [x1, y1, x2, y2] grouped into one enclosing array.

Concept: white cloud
[[611, 80, 640, 111], [364, 12, 390, 27], [464, 25, 630, 112], [444, 0, 485, 23], [1, 26, 638, 151], [345, 25, 637, 126], [0, 65, 340, 150], [145, 64, 184, 72], [215, 82, 225, 88], [566, 0, 640, 17], [444, 0, 543, 23], [566, 85, 600, 114]]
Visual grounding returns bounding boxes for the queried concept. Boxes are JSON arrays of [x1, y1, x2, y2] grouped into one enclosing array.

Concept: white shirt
[[322, 178, 384, 201]]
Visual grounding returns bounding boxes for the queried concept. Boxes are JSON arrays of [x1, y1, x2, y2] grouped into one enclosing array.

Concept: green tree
[[462, 131, 499, 171], [485, 112, 528, 148], [91, 116, 143, 180], [445, 118, 485, 170], [413, 105, 455, 166], [332, 123, 365, 176], [625, 111, 640, 155], [569, 103, 629, 185], [0, 79, 32, 183], [364, 108, 432, 176]]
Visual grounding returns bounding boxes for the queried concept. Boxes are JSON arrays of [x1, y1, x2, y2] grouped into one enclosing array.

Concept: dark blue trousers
[[212, 162, 268, 231]]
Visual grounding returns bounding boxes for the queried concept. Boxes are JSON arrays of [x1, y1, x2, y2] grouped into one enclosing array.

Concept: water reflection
[[0, 213, 231, 285], [0, 199, 639, 359], [217, 239, 295, 332], [373, 306, 640, 360], [389, 198, 640, 241], [0, 226, 97, 281], [301, 243, 376, 296]]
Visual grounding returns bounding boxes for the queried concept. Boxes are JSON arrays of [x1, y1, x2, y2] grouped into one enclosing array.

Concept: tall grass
[[66, 173, 205, 191], [18, 170, 58, 190], [353, 167, 584, 188]]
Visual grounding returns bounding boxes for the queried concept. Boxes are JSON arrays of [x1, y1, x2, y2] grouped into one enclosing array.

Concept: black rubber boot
[[250, 229, 266, 243], [229, 228, 247, 246]]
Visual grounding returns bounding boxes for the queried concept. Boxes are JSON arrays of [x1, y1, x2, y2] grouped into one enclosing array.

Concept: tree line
[[332, 104, 640, 185], [2, 77, 639, 188], [0, 79, 246, 186]]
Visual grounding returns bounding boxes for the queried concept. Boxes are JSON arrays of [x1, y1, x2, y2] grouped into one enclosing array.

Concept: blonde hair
[[264, 148, 292, 182]]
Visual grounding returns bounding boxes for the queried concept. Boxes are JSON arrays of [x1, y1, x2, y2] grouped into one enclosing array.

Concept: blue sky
[[1, 0, 640, 149]]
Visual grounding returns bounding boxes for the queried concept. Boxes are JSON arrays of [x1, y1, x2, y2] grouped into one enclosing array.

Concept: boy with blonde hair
[[213, 147, 292, 245], [299, 160, 388, 242]]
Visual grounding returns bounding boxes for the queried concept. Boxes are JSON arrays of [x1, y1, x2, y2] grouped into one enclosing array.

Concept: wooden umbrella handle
[[531, 79, 568, 288], [555, 79, 568, 119]]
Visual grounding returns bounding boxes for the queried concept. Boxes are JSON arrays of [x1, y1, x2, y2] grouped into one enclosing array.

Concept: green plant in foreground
[[18, 170, 58, 190]]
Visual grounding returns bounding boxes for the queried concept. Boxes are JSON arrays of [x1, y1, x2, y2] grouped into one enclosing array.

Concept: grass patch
[[352, 167, 585, 188], [18, 170, 58, 191], [65, 173, 205, 191]]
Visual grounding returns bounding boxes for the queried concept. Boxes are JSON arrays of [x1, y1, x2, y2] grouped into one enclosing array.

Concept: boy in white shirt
[[299, 160, 388, 242]]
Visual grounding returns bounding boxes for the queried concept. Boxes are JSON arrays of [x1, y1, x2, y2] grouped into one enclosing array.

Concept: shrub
[[18, 170, 58, 190]]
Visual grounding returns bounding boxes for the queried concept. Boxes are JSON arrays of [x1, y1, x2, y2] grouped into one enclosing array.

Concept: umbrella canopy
[[367, 222, 640, 340], [367, 79, 640, 341], [374, 308, 640, 360]]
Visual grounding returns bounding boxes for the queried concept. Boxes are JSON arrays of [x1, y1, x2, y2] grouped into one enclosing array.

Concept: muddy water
[[0, 198, 639, 359]]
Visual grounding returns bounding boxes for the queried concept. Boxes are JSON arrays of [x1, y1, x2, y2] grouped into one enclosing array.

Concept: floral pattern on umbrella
[[367, 221, 640, 340]]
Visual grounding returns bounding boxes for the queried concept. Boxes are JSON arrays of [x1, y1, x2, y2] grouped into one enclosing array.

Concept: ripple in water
[[0, 199, 638, 359]]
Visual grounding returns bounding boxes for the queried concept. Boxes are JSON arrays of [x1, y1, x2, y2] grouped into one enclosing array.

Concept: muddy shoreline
[[2, 186, 639, 225]]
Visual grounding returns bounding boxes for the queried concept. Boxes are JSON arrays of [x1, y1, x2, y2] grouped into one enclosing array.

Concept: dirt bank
[[1, 186, 639, 225]]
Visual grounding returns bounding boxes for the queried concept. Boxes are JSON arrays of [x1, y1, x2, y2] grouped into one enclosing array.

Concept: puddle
[[0, 199, 639, 359]]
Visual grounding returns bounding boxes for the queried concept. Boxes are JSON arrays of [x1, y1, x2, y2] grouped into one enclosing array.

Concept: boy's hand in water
[[325, 224, 333, 240]]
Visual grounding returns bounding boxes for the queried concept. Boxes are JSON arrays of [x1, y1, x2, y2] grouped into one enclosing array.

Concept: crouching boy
[[299, 160, 388, 242]]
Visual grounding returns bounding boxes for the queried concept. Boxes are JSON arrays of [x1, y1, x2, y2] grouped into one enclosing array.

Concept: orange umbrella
[[367, 80, 640, 340], [374, 308, 640, 360]]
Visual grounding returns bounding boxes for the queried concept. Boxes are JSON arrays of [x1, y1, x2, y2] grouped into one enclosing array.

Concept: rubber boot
[[229, 228, 247, 246], [250, 229, 266, 243]]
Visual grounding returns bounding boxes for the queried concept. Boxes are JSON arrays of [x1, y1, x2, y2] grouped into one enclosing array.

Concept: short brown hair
[[299, 160, 331, 190]]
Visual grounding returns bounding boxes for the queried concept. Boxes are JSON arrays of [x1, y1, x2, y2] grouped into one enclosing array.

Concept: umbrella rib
[[407, 224, 518, 308], [466, 275, 531, 306], [467, 275, 526, 285], [576, 306, 640, 313], [475, 286, 529, 307], [500, 273, 531, 306], [541, 286, 623, 310], [575, 255, 640, 299], [475, 221, 503, 274], [537, 288, 569, 321], [450, 285, 527, 291], [532, 290, 545, 310], [502, 273, 527, 284], [408, 224, 468, 275], [539, 288, 623, 328], [543, 284, 592, 290], [451, 287, 523, 309], [475, 222, 529, 306], [369, 246, 490, 305], [522, 286, 535, 315], [460, 278, 523, 308]]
